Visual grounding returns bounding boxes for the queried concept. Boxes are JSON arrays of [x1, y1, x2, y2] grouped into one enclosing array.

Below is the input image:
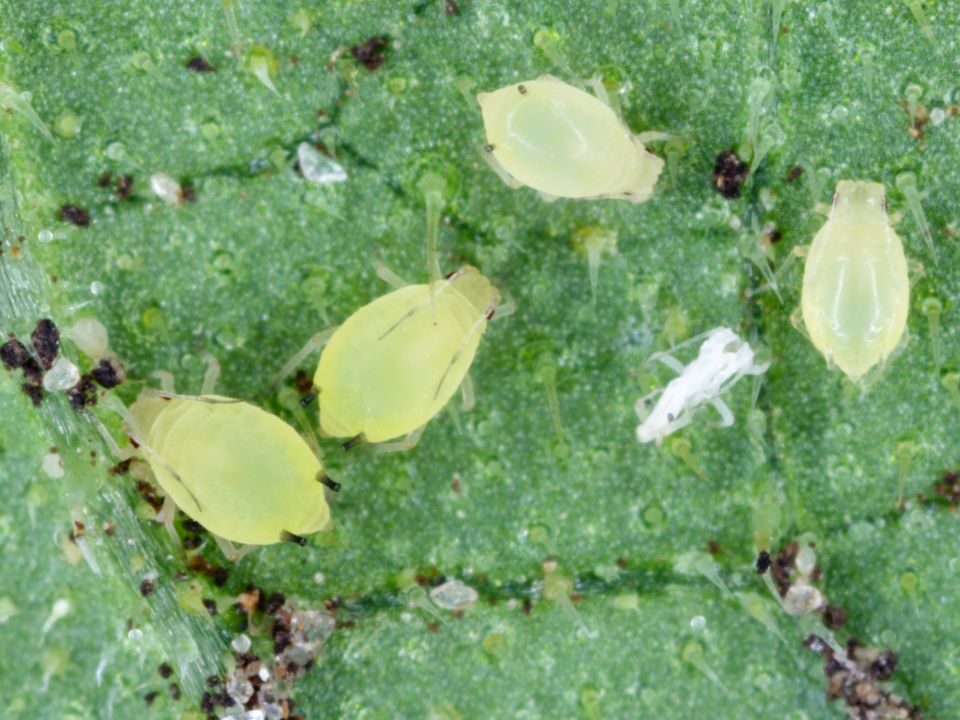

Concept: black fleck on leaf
[[186, 56, 216, 73], [31, 318, 60, 368], [712, 150, 750, 199], [0, 336, 30, 370], [115, 175, 134, 200], [66, 374, 98, 410], [350, 36, 389, 71], [58, 204, 91, 227], [21, 382, 44, 406], [91, 356, 126, 388]]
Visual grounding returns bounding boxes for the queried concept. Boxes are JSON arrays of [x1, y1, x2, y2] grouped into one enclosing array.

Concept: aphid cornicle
[[312, 265, 502, 446], [129, 392, 330, 546], [801, 180, 911, 381], [477, 76, 665, 202]]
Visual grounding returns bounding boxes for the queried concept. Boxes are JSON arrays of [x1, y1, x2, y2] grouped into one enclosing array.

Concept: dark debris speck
[[66, 374, 98, 410], [186, 56, 217, 73], [140, 579, 156, 597], [0, 337, 30, 370], [91, 356, 126, 388], [350, 36, 388, 71], [31, 319, 60, 369], [158, 662, 173, 679], [58, 204, 91, 227], [115, 175, 135, 200], [712, 150, 750, 199]]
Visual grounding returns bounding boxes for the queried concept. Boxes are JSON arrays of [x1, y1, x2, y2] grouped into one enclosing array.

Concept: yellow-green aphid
[[801, 180, 910, 381], [314, 265, 502, 446], [129, 392, 330, 546], [477, 76, 664, 202]]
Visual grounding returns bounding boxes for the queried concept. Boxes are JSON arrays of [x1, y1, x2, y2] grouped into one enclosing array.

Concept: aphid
[[798, 180, 912, 382], [279, 265, 504, 451], [477, 76, 665, 202], [126, 363, 331, 548], [635, 327, 768, 445], [275, 177, 508, 451]]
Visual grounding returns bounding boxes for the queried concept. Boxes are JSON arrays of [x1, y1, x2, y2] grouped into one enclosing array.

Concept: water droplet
[[41, 451, 64, 479], [641, 503, 666, 529], [689, 615, 706, 631], [37, 229, 54, 243], [831, 105, 849, 121], [53, 111, 82, 138], [930, 107, 946, 126], [89, 281, 105, 296], [231, 633, 251, 653], [150, 172, 181, 204]]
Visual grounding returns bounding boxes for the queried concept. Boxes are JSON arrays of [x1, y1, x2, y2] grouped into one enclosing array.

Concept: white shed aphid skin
[[0, 81, 53, 139], [796, 180, 915, 383], [477, 76, 665, 203], [635, 327, 768, 445], [124, 357, 334, 557]]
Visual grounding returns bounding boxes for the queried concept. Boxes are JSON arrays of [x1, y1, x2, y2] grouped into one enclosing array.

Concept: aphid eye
[[667, 412, 675, 422], [483, 144, 495, 153], [517, 84, 527, 94], [485, 307, 496, 320], [445, 269, 458, 279]]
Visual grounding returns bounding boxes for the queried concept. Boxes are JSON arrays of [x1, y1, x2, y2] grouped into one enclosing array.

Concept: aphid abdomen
[[316, 284, 483, 443], [146, 399, 328, 544], [480, 80, 632, 198], [802, 182, 909, 380]]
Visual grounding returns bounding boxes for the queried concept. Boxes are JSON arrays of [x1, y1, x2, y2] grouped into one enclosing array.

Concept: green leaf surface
[[2, 1, 959, 718]]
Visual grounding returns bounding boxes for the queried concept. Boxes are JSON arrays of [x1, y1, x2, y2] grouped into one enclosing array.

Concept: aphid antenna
[[200, 353, 221, 395], [150, 369, 176, 393], [215, 535, 255, 562], [377, 278, 459, 341], [144, 389, 243, 404]]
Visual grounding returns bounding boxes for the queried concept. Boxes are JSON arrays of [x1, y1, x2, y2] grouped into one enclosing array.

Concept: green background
[[1, 1, 958, 717]]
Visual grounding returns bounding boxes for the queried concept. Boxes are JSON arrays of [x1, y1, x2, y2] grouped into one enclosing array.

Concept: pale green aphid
[[477, 76, 665, 202], [310, 265, 502, 450], [799, 180, 912, 382], [275, 175, 507, 452], [128, 364, 331, 549]]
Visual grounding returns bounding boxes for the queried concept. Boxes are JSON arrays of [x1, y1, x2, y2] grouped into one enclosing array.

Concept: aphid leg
[[490, 293, 517, 321], [151, 370, 176, 393], [200, 353, 221, 395], [649, 351, 686, 376], [268, 327, 338, 391], [459, 373, 476, 411], [215, 534, 255, 561], [477, 146, 522, 189], [156, 496, 182, 549], [536, 190, 560, 204], [788, 306, 810, 341], [372, 424, 426, 454], [144, 390, 242, 404], [634, 131, 676, 144], [373, 261, 410, 290], [709, 397, 735, 428], [586, 76, 621, 119]]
